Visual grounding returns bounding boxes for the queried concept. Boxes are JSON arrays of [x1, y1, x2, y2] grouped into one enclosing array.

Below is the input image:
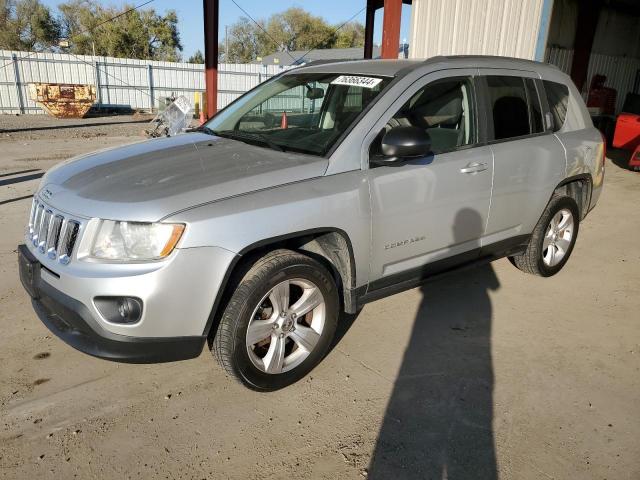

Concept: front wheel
[[210, 249, 339, 391], [509, 194, 580, 277]]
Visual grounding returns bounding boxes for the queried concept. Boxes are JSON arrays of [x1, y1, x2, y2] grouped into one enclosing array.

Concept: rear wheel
[[509, 194, 580, 277], [210, 249, 339, 391]]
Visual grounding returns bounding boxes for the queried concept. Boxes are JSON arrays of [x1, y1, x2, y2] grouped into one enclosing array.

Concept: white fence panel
[[0, 49, 291, 114], [4, 48, 640, 117]]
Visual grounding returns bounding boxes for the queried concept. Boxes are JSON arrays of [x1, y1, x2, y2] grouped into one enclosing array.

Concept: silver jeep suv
[[19, 56, 605, 390]]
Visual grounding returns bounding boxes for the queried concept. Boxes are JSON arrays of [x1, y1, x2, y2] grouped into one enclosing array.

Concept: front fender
[[163, 171, 371, 290]]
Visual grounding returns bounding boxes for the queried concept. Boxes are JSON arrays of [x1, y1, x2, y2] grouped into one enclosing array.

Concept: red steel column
[[203, 0, 219, 118], [380, 0, 402, 59], [364, 0, 376, 59]]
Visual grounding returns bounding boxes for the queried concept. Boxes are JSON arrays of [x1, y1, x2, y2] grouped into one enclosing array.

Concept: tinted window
[[525, 78, 544, 133], [486, 76, 530, 140], [383, 77, 475, 154], [543, 80, 569, 131]]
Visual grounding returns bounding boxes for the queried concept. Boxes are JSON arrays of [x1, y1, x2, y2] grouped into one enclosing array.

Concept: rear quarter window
[[543, 80, 569, 132]]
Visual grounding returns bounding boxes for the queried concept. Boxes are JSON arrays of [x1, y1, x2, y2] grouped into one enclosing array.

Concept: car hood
[[39, 132, 329, 221]]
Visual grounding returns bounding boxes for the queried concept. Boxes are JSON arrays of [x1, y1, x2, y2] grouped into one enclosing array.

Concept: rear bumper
[[19, 244, 206, 363]]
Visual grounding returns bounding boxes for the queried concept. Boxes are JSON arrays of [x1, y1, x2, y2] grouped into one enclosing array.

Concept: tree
[[263, 8, 336, 53], [225, 17, 266, 63], [57, 0, 182, 61], [187, 49, 204, 64], [0, 0, 60, 51], [335, 22, 365, 49], [224, 8, 366, 63]]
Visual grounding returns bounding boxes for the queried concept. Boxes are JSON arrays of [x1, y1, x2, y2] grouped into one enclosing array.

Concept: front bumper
[[18, 244, 218, 363]]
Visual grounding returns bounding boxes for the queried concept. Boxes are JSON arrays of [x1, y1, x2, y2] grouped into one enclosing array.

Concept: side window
[[543, 80, 569, 132], [382, 77, 476, 155], [525, 78, 544, 134], [486, 76, 531, 140]]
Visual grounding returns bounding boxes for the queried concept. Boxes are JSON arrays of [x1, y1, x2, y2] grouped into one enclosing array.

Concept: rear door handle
[[460, 162, 488, 174]]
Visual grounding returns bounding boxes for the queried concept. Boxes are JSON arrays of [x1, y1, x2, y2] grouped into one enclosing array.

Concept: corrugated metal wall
[[545, 46, 640, 114], [545, 46, 574, 74], [0, 50, 288, 114], [408, 0, 545, 60], [584, 53, 640, 114]]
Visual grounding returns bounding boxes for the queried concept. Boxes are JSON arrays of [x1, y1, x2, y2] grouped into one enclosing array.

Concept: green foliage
[[225, 7, 366, 63], [335, 22, 366, 49], [187, 49, 204, 64], [0, 0, 61, 51], [58, 0, 182, 61], [0, 1, 365, 64], [264, 8, 336, 53], [226, 17, 265, 64], [0, 0, 181, 61]]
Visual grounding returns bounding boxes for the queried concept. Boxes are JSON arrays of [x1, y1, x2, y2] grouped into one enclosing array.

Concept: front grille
[[28, 198, 81, 265]]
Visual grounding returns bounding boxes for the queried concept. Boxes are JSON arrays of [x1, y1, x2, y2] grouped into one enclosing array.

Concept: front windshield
[[203, 72, 392, 156]]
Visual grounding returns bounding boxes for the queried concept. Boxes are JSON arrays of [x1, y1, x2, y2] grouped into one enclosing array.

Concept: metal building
[[409, 0, 547, 60], [408, 0, 640, 115]]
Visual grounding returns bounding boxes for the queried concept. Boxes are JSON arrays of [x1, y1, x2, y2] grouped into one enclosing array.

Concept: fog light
[[94, 296, 143, 324]]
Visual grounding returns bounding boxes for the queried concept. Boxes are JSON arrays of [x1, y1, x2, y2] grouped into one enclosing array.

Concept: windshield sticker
[[331, 75, 383, 89]]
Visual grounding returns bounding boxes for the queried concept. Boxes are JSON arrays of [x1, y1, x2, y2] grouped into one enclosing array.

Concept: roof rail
[[296, 58, 357, 68], [420, 54, 559, 70]]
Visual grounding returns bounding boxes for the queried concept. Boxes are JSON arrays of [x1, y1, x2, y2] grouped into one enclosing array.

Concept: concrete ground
[[0, 115, 638, 480]]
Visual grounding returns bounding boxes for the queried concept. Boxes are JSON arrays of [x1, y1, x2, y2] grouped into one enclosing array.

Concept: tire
[[509, 194, 580, 277], [210, 249, 339, 391]]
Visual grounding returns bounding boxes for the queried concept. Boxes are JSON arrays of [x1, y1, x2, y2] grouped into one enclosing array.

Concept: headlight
[[90, 220, 185, 261]]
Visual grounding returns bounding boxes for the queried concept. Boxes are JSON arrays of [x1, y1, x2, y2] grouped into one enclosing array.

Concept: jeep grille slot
[[38, 210, 53, 252], [59, 220, 80, 263], [28, 198, 37, 231], [32, 204, 45, 247], [46, 215, 64, 257], [27, 198, 81, 265]]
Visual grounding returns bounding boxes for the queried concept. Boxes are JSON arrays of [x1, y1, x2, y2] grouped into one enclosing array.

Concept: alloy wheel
[[246, 278, 326, 374], [542, 208, 574, 267]]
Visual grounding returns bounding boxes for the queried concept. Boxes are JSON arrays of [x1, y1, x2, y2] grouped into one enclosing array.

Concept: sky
[[41, 0, 413, 59]]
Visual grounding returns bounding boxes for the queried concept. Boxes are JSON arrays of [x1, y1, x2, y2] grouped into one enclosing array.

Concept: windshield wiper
[[215, 130, 285, 152], [199, 126, 217, 136]]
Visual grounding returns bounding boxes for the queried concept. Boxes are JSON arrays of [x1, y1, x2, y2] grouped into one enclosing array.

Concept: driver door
[[366, 70, 493, 289]]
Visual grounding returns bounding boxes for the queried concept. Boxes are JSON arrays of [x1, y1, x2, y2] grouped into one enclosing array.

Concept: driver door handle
[[460, 162, 488, 174]]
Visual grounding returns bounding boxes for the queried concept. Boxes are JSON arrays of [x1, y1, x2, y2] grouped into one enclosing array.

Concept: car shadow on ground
[[331, 310, 361, 350], [607, 147, 635, 170], [368, 208, 500, 479]]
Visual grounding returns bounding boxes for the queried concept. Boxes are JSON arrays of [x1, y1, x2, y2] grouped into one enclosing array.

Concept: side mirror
[[378, 126, 431, 163], [306, 87, 325, 100]]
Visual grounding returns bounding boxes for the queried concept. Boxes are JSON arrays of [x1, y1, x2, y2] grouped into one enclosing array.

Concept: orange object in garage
[[613, 113, 640, 150]]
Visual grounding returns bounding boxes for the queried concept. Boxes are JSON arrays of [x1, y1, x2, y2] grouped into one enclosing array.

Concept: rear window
[[543, 80, 569, 132]]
